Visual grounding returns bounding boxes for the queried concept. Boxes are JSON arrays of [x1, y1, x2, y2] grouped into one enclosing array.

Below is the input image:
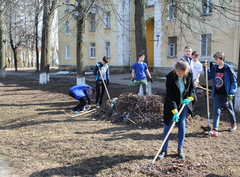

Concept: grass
[[0, 76, 239, 177]]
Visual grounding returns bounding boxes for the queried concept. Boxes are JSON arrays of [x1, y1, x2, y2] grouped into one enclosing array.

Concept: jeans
[[162, 106, 189, 150], [213, 94, 236, 131], [135, 80, 147, 95]]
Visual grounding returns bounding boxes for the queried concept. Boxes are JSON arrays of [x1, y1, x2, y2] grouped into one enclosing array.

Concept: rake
[[141, 103, 186, 171]]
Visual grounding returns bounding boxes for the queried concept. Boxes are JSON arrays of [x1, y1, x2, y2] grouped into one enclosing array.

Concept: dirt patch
[[0, 75, 239, 177]]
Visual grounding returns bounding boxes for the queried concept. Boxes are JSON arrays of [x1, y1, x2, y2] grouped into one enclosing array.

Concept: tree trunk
[[35, 0, 40, 72], [76, 17, 85, 84], [0, 2, 5, 77], [134, 0, 147, 64], [40, 0, 50, 74]]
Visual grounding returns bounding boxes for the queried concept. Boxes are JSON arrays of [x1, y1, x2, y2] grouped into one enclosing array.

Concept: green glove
[[181, 98, 191, 105], [172, 113, 180, 123], [228, 95, 233, 100]]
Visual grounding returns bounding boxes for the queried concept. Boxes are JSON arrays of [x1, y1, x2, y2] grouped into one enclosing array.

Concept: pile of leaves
[[91, 93, 164, 128]]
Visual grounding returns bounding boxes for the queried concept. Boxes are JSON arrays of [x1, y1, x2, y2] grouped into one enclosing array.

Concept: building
[[58, 0, 240, 75]]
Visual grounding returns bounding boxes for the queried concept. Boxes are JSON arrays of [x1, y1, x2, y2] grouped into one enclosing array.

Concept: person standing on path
[[69, 84, 94, 114], [93, 56, 110, 108], [158, 60, 195, 160], [204, 52, 237, 137], [131, 53, 153, 95]]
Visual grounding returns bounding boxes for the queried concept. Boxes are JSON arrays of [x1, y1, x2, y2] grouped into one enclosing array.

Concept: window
[[200, 33, 212, 57], [202, 0, 212, 15], [65, 45, 70, 59], [89, 43, 95, 58], [168, 36, 177, 57], [65, 0, 69, 11], [89, 14, 95, 31], [104, 12, 110, 28], [65, 21, 69, 35], [105, 42, 110, 57], [168, 0, 177, 20]]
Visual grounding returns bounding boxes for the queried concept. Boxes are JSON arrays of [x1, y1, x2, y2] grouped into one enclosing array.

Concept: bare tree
[[39, 0, 57, 84], [134, 0, 147, 63], [0, 0, 5, 77]]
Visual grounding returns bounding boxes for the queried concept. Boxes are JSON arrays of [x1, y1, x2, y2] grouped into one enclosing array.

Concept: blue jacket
[[93, 62, 110, 82], [69, 84, 92, 103], [204, 63, 237, 96]]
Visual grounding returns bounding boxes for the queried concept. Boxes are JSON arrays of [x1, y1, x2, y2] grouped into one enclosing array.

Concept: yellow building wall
[[158, 0, 239, 68]]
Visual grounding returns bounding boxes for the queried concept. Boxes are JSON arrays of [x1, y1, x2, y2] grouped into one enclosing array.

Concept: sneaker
[[230, 124, 237, 132], [204, 129, 218, 137], [96, 103, 100, 108], [158, 150, 167, 160], [71, 109, 79, 114], [178, 148, 185, 159]]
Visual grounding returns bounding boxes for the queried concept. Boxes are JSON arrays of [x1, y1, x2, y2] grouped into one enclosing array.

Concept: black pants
[[96, 80, 106, 104], [69, 91, 88, 111]]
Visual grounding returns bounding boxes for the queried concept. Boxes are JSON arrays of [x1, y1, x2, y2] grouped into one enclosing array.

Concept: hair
[[193, 51, 199, 57], [184, 46, 192, 50], [102, 56, 109, 63], [213, 52, 225, 61], [174, 60, 190, 84], [138, 53, 145, 58]]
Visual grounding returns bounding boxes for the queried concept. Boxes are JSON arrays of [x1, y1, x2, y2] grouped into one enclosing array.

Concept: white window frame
[[168, 36, 177, 57], [200, 33, 212, 57], [65, 0, 69, 11], [201, 0, 212, 15], [105, 42, 110, 58], [167, 0, 177, 20], [89, 14, 95, 31], [104, 12, 110, 28], [89, 43, 95, 58], [65, 21, 69, 35], [65, 45, 70, 60]]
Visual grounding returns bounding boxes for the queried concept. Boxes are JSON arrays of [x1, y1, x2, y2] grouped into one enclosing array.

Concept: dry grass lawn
[[0, 75, 239, 177]]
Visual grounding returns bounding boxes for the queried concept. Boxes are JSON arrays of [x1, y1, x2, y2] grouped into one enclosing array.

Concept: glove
[[106, 80, 109, 86], [150, 78, 153, 83], [228, 95, 233, 100], [131, 78, 135, 81], [172, 113, 180, 123], [181, 97, 194, 105], [84, 105, 91, 111]]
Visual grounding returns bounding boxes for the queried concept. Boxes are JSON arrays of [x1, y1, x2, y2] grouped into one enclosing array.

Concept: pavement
[[1, 67, 166, 176], [5, 67, 166, 90]]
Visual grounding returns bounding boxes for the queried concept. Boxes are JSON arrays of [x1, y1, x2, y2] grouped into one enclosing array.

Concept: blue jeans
[[162, 106, 189, 151], [213, 94, 236, 131]]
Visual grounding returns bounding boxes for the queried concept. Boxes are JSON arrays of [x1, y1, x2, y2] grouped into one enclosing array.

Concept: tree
[[134, 0, 147, 64], [0, 0, 5, 77], [39, 0, 57, 84]]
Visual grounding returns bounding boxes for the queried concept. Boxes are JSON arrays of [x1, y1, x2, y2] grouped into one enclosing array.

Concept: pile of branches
[[91, 93, 164, 128]]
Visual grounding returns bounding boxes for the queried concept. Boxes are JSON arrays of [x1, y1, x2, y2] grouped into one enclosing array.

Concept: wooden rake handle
[[148, 103, 186, 170]]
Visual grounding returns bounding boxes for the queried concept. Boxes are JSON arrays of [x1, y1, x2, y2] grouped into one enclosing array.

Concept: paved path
[[5, 67, 166, 90], [0, 155, 19, 177]]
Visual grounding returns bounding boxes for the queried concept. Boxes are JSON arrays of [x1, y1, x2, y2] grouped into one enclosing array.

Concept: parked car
[[198, 60, 238, 87]]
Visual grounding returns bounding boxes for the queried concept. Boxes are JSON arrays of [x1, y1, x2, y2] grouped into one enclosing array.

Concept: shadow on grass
[[29, 154, 151, 177], [0, 117, 93, 130]]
